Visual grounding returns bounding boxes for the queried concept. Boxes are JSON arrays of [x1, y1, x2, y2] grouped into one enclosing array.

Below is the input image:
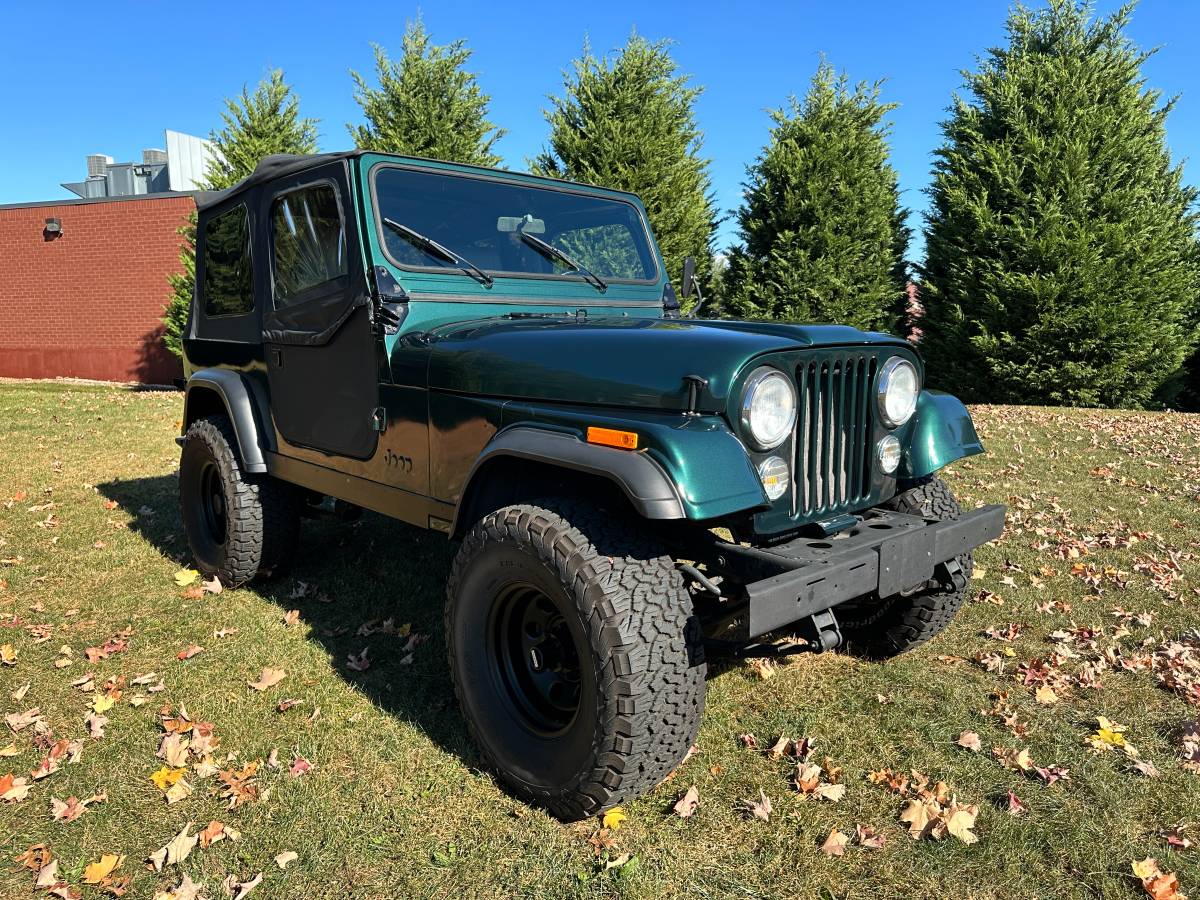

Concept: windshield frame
[[367, 161, 662, 287]]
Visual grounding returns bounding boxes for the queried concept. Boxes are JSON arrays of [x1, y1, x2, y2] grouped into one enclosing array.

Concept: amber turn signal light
[[586, 426, 639, 450]]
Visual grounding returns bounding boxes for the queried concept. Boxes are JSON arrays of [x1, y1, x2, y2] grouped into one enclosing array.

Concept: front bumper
[[723, 504, 1006, 640]]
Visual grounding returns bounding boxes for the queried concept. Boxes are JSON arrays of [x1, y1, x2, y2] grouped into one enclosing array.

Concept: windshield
[[371, 166, 659, 282]]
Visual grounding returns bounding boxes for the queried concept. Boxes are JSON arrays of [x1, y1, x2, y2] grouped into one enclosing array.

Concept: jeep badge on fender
[[176, 150, 1005, 822]]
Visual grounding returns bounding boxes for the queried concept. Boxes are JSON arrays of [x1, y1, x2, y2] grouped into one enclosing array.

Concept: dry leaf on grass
[[6, 707, 42, 732], [174, 569, 199, 587], [957, 731, 982, 752], [177, 645, 204, 661], [50, 791, 105, 822], [0, 643, 16, 665], [248, 668, 286, 691], [855, 824, 886, 849], [673, 786, 700, 818], [601, 807, 627, 830], [740, 790, 772, 822], [82, 853, 122, 884], [820, 828, 849, 857], [1, 772, 32, 802], [149, 822, 198, 871], [1132, 858, 1187, 900], [274, 851, 298, 869], [224, 872, 262, 900], [282, 610, 300, 626], [345, 648, 371, 672], [153, 873, 205, 900]]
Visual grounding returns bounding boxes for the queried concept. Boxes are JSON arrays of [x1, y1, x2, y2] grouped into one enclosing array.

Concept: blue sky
[[1, 0, 1197, 260]]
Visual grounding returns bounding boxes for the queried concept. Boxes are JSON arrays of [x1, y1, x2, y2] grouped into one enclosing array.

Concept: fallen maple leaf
[[226, 872, 263, 900], [6, 707, 42, 732], [0, 644, 16, 665], [248, 667, 286, 691], [345, 648, 371, 672], [1007, 790, 1028, 816], [154, 873, 205, 900], [288, 755, 311, 778], [274, 851, 298, 870], [740, 790, 772, 822], [16, 844, 52, 873], [1, 772, 32, 802], [855, 824, 886, 849], [173, 569, 199, 587], [201, 576, 223, 595], [0, 743, 17, 757], [158, 732, 190, 767], [150, 766, 185, 792], [82, 854, 123, 884], [821, 828, 849, 857], [601, 807, 627, 829], [282, 610, 300, 626], [957, 731, 982, 752], [85, 712, 108, 740], [149, 823, 198, 871], [177, 645, 203, 661], [943, 800, 980, 844], [673, 785, 700, 818]]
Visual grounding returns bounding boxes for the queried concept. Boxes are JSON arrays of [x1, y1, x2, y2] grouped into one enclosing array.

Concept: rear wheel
[[840, 476, 972, 658], [445, 499, 706, 821], [179, 415, 300, 586]]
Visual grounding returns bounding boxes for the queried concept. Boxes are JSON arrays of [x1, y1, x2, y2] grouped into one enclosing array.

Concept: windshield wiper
[[518, 230, 607, 293], [382, 218, 493, 288]]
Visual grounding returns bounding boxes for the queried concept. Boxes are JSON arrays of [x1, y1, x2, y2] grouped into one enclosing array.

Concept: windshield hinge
[[371, 407, 388, 433]]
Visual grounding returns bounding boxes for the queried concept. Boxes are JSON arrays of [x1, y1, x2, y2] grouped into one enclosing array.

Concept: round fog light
[[877, 434, 902, 475], [757, 456, 790, 501]]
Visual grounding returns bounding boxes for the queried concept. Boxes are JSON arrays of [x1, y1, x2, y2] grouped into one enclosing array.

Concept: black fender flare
[[182, 369, 271, 473], [451, 426, 686, 535]]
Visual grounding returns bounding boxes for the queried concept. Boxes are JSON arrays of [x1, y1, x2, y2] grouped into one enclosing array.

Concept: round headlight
[[877, 357, 919, 428], [877, 434, 902, 474], [740, 368, 796, 451], [757, 456, 790, 501]]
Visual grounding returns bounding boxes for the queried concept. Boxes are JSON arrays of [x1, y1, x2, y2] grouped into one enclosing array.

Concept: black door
[[262, 164, 379, 460]]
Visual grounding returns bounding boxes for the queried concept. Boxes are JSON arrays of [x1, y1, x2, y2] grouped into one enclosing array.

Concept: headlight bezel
[[876, 357, 920, 428], [739, 367, 797, 451]]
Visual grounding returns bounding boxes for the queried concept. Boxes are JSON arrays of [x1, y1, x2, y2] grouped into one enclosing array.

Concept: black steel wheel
[[179, 415, 300, 586], [489, 583, 584, 736], [446, 499, 707, 821]]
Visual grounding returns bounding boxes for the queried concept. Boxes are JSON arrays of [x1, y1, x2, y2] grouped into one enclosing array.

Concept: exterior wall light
[[44, 217, 63, 237]]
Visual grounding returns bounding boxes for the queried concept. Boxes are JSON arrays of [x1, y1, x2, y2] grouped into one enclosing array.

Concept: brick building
[[0, 193, 195, 384]]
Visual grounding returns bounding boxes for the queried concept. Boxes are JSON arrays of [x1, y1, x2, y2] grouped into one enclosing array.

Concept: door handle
[[271, 348, 283, 368]]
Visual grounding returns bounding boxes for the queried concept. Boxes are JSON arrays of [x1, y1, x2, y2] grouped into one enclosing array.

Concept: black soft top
[[194, 151, 358, 212]]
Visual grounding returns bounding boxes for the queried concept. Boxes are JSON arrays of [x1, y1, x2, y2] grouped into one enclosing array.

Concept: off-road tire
[[445, 500, 707, 821], [841, 476, 972, 658], [179, 415, 300, 586]]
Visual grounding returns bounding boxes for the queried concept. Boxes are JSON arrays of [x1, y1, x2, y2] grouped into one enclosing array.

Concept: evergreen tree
[[163, 70, 319, 357], [349, 18, 503, 166], [919, 0, 1200, 408], [723, 62, 909, 331], [533, 34, 717, 297]]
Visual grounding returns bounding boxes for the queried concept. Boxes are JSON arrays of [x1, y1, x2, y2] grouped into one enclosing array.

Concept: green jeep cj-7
[[178, 150, 1004, 820]]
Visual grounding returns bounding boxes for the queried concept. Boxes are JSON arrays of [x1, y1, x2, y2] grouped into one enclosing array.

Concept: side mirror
[[681, 256, 696, 299]]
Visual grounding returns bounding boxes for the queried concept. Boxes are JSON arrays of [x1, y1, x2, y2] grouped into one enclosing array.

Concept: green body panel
[[900, 390, 985, 480], [423, 315, 905, 414], [500, 403, 767, 521]]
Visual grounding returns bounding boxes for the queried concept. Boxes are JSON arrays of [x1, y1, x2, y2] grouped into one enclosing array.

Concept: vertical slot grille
[[796, 354, 877, 516]]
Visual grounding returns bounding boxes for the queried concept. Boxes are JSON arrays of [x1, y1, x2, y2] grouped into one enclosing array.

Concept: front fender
[[900, 390, 984, 480], [497, 403, 769, 522]]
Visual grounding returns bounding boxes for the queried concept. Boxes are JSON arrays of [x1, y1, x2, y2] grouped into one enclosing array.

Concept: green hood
[[426, 316, 908, 413]]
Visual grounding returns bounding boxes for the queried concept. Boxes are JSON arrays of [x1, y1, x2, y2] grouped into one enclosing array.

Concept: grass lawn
[[2, 381, 1200, 899]]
